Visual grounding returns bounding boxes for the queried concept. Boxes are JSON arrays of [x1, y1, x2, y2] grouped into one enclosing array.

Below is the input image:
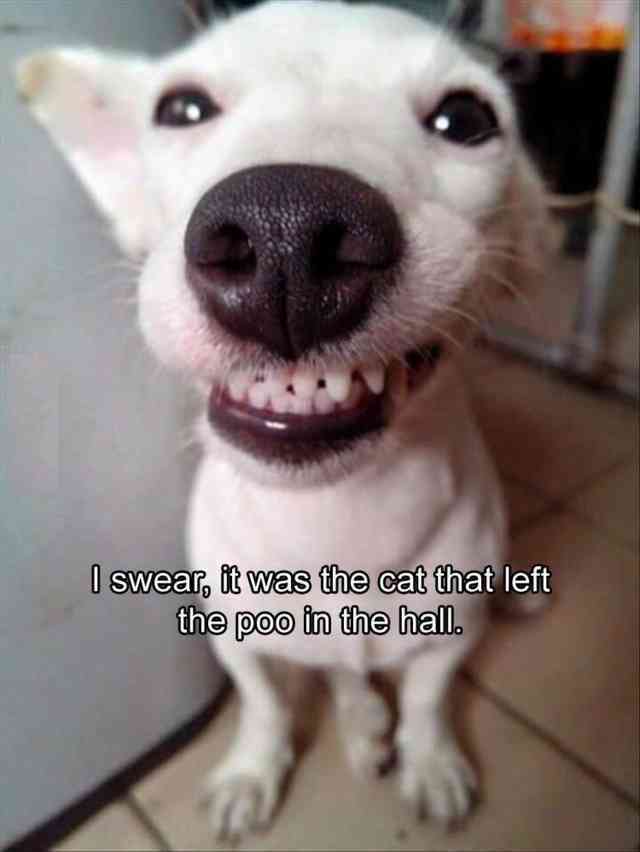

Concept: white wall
[[0, 3, 224, 845]]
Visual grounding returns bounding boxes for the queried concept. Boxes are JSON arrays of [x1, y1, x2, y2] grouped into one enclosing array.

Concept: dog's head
[[17, 0, 547, 484]]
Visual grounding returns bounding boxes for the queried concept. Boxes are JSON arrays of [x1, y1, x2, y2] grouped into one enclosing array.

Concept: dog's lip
[[206, 343, 442, 463]]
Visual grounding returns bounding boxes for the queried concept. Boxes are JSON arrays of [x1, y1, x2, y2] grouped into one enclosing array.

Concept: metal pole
[[484, 322, 638, 400], [571, 1, 639, 371]]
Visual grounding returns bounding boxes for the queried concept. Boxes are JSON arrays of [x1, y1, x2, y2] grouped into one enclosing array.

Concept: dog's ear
[[16, 48, 154, 257]]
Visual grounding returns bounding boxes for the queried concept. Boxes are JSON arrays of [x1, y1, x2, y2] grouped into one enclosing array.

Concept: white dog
[[17, 0, 547, 840]]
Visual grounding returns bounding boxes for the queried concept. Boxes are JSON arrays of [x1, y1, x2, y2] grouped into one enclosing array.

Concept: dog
[[17, 0, 548, 840]]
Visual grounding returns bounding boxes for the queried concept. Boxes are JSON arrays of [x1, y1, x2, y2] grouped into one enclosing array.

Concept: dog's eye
[[425, 91, 500, 146], [154, 87, 219, 127]]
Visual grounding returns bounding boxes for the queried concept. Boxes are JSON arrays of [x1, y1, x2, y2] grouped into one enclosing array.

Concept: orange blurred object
[[507, 0, 630, 51]]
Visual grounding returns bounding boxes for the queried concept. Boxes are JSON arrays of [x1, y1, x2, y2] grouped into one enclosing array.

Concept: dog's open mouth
[[208, 344, 443, 463]]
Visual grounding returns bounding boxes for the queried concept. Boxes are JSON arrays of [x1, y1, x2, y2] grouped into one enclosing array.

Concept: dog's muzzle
[[184, 164, 403, 359]]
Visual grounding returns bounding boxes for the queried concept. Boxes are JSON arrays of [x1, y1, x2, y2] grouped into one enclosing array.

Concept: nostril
[[310, 223, 348, 277], [195, 224, 257, 277], [311, 222, 397, 279]]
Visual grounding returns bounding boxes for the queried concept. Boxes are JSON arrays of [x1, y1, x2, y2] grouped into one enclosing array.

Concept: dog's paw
[[202, 748, 292, 840], [338, 688, 393, 779], [398, 738, 478, 826], [344, 731, 394, 780]]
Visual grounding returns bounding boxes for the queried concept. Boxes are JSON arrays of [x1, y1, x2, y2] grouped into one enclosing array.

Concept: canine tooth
[[324, 368, 351, 403], [292, 367, 317, 399], [248, 382, 269, 409], [341, 381, 363, 410], [361, 363, 385, 394], [291, 396, 313, 415], [228, 372, 250, 402], [314, 388, 336, 415]]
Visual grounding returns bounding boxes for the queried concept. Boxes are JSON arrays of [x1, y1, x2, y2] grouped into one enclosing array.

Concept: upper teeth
[[325, 369, 351, 403], [292, 367, 318, 399], [224, 361, 387, 414]]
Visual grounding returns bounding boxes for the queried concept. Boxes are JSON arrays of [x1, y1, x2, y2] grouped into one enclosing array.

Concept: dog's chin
[[204, 343, 444, 486]]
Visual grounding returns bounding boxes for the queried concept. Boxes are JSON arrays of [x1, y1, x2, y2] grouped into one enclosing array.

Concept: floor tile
[[53, 800, 161, 852], [470, 361, 636, 496], [569, 450, 639, 547], [469, 510, 639, 801], [132, 682, 638, 852]]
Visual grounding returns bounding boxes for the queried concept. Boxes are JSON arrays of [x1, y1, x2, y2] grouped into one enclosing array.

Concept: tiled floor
[[55, 245, 639, 851], [54, 348, 639, 852]]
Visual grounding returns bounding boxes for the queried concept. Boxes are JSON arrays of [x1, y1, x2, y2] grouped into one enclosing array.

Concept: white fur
[[17, 0, 547, 838]]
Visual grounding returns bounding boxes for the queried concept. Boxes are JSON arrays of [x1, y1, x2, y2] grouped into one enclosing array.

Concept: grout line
[[503, 473, 554, 500], [552, 456, 633, 505], [509, 487, 640, 555], [503, 453, 627, 506], [461, 669, 640, 812], [510, 498, 565, 537], [563, 506, 639, 552], [503, 455, 639, 543], [125, 793, 174, 852]]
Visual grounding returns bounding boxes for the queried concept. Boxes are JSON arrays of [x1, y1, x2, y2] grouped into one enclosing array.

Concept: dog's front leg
[[203, 636, 293, 840], [396, 639, 478, 826]]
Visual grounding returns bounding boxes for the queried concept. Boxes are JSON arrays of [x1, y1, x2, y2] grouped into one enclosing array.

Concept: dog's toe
[[204, 774, 277, 839], [398, 739, 478, 827], [203, 748, 291, 840], [210, 777, 258, 839], [345, 733, 394, 780], [337, 687, 393, 779]]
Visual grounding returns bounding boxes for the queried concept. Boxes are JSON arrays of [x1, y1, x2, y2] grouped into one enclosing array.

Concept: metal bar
[[571, 0, 640, 370], [483, 323, 638, 402]]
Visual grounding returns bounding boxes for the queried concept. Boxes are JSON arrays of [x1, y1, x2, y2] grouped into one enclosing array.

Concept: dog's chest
[[187, 432, 502, 670]]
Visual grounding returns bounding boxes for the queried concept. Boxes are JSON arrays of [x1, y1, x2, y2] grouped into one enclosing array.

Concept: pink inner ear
[[69, 98, 137, 159], [28, 52, 152, 255], [91, 115, 138, 159], [47, 65, 138, 160], [60, 92, 148, 255]]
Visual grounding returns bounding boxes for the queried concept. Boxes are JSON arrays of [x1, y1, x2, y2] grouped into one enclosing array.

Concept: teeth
[[262, 374, 286, 399], [325, 368, 352, 403], [228, 371, 251, 402], [291, 395, 313, 415], [361, 363, 385, 394], [292, 367, 318, 399], [226, 360, 394, 415], [313, 388, 336, 414], [341, 381, 363, 410], [271, 394, 293, 414], [248, 382, 269, 409]]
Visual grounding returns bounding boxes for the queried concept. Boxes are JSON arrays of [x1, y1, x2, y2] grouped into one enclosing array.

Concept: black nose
[[184, 164, 403, 359]]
